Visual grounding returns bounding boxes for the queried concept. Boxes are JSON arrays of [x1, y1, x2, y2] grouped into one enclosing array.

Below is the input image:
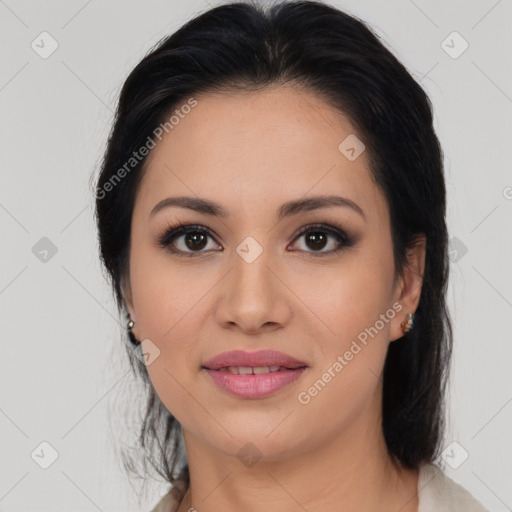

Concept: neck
[[177, 397, 419, 512]]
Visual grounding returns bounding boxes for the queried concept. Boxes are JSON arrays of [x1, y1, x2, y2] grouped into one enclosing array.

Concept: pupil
[[306, 231, 327, 250], [186, 232, 207, 250]]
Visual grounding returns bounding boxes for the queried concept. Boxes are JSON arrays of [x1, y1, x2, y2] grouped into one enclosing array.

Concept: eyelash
[[156, 221, 357, 258]]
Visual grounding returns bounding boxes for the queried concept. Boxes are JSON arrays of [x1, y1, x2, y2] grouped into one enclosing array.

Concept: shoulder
[[418, 463, 490, 512], [150, 491, 178, 512], [150, 477, 188, 512]]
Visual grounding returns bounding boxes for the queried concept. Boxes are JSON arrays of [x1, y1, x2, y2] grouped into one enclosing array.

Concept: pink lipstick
[[202, 349, 308, 399]]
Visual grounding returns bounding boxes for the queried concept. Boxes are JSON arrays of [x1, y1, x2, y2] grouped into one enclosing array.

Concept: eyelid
[[156, 222, 222, 254], [290, 222, 347, 240], [287, 222, 355, 254]]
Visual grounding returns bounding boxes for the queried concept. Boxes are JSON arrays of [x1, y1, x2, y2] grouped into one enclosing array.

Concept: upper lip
[[202, 349, 308, 370]]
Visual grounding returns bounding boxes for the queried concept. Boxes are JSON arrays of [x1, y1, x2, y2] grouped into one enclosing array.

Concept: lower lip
[[204, 367, 307, 399]]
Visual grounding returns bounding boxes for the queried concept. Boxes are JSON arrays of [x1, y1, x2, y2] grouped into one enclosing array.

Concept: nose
[[214, 245, 292, 335]]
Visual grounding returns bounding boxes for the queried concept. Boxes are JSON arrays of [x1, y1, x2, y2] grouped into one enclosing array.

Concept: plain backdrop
[[1, 0, 511, 510]]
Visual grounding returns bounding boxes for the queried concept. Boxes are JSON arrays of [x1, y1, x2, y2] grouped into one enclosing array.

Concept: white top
[[150, 462, 490, 512]]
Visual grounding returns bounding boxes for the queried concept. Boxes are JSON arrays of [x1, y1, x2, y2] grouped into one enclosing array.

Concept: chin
[[203, 419, 305, 463]]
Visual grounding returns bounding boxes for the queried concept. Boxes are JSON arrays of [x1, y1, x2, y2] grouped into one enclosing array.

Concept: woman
[[94, 1, 489, 511]]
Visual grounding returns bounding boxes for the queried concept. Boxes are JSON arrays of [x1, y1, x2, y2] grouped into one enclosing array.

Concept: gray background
[[1, 0, 511, 510]]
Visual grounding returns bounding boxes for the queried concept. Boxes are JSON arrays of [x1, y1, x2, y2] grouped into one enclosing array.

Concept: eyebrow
[[150, 195, 365, 221]]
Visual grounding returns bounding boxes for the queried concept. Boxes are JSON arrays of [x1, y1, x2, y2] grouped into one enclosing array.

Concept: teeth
[[253, 366, 270, 374], [222, 365, 283, 374]]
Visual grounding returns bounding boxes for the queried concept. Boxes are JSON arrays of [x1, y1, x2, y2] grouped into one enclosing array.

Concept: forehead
[[135, 85, 385, 221]]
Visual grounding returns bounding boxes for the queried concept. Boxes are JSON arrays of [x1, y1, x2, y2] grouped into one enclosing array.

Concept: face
[[124, 85, 424, 462]]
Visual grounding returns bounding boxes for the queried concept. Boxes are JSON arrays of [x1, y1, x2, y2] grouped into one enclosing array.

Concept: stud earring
[[401, 312, 414, 334], [126, 316, 139, 344]]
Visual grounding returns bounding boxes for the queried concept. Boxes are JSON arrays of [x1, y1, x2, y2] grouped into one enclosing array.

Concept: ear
[[389, 235, 426, 342], [121, 272, 136, 322], [122, 274, 142, 343]]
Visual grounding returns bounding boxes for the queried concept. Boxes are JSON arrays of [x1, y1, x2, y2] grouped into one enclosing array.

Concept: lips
[[202, 349, 308, 371], [202, 350, 308, 399]]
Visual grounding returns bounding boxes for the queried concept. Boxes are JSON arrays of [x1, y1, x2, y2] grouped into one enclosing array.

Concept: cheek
[[145, 355, 215, 441], [130, 243, 211, 339], [292, 251, 395, 341], [128, 247, 214, 420], [293, 266, 394, 435]]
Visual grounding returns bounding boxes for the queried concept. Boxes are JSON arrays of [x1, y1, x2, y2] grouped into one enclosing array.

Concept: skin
[[124, 84, 426, 512]]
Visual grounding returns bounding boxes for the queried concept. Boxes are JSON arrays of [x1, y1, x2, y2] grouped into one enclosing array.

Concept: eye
[[289, 223, 356, 256], [157, 223, 222, 256], [157, 221, 357, 258]]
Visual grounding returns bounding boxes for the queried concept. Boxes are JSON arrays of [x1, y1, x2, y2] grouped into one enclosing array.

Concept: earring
[[127, 316, 139, 344], [401, 312, 414, 334]]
